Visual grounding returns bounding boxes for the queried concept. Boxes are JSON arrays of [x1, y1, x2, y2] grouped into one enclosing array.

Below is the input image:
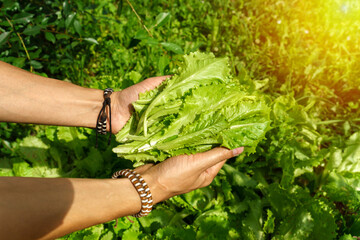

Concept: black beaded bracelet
[[96, 88, 114, 147]]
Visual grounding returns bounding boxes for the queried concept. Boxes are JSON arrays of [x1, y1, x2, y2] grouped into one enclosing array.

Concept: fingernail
[[232, 147, 244, 156]]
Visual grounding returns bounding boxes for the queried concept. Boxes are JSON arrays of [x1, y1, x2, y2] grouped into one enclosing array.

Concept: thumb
[[134, 75, 171, 92], [194, 147, 244, 171]]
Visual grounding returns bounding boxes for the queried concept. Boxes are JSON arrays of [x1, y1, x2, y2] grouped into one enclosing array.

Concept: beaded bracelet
[[112, 169, 153, 217], [96, 88, 114, 147]]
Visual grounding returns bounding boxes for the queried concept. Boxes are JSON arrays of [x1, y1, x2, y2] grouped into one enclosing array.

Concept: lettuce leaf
[[113, 52, 271, 163]]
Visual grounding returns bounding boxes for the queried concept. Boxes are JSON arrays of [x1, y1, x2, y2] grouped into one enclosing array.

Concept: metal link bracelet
[[112, 169, 153, 218]]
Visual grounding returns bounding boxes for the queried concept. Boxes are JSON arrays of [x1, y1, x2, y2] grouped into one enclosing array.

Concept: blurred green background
[[1, 0, 360, 239]]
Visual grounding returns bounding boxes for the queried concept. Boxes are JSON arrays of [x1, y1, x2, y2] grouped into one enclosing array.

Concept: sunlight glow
[[341, 4, 349, 13]]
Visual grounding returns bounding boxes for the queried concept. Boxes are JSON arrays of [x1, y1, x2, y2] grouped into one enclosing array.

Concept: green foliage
[[1, 0, 360, 239], [113, 52, 271, 164]]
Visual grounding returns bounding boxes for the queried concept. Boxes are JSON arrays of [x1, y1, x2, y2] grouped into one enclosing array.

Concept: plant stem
[[6, 17, 33, 72], [315, 120, 345, 125], [125, 0, 154, 38]]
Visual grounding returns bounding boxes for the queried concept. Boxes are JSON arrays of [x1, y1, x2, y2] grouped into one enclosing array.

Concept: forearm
[[0, 177, 143, 240], [0, 61, 102, 128]]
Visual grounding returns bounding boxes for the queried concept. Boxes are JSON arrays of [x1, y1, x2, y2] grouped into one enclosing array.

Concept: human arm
[[0, 60, 167, 133], [0, 147, 243, 240], [0, 60, 244, 239]]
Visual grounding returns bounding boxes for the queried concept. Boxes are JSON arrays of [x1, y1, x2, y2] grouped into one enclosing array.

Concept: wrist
[[108, 91, 122, 134], [110, 178, 142, 216], [79, 87, 104, 129], [142, 173, 171, 205]]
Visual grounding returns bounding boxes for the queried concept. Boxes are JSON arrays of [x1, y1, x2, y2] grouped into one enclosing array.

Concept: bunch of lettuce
[[113, 52, 271, 164]]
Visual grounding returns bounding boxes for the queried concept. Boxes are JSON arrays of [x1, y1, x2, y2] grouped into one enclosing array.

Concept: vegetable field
[[1, 0, 360, 239]]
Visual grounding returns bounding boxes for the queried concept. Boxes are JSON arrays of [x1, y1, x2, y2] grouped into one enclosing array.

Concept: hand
[[110, 76, 170, 134], [0, 61, 167, 131], [135, 147, 244, 204], [109, 75, 244, 204]]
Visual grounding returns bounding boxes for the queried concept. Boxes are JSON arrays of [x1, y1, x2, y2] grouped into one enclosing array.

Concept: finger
[[205, 159, 227, 177], [136, 75, 171, 91], [119, 75, 171, 112], [194, 147, 244, 171], [202, 159, 227, 186]]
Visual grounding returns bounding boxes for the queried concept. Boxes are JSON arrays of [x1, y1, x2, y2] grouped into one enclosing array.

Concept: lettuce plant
[[113, 52, 271, 165]]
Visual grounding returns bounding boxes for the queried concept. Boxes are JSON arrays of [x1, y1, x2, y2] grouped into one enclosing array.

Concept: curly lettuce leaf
[[113, 52, 271, 164]]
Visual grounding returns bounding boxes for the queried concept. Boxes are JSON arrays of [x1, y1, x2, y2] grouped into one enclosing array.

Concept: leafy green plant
[[114, 52, 271, 164], [1, 0, 360, 239], [0, 0, 99, 81]]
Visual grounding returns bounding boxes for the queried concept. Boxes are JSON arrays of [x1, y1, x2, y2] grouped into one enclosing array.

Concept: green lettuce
[[113, 52, 271, 164]]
